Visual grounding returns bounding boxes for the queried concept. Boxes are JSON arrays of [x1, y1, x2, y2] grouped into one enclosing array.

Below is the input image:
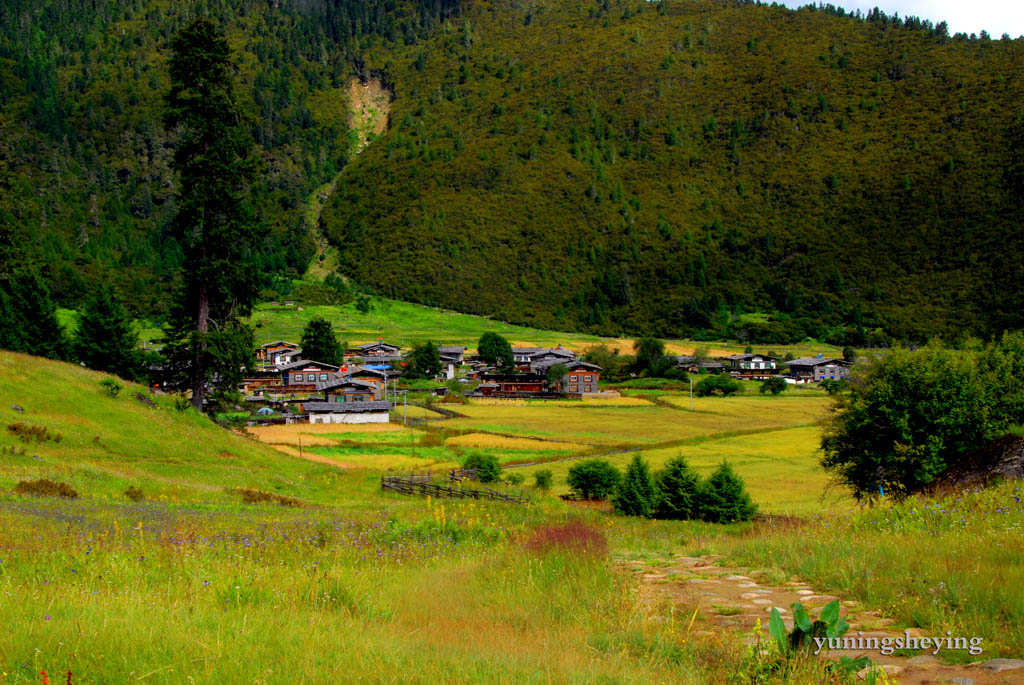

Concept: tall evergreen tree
[[613, 455, 658, 517], [300, 316, 343, 366], [697, 462, 757, 523], [654, 455, 700, 520], [74, 285, 139, 378], [162, 18, 260, 411], [0, 270, 67, 360]]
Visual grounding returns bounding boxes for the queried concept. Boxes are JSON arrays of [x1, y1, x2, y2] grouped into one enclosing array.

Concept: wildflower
[[44, 616, 51, 621]]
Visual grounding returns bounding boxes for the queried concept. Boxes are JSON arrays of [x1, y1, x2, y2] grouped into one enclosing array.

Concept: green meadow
[[1, 352, 1022, 682]]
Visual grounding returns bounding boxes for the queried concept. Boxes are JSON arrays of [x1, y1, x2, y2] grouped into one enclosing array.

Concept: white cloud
[[775, 0, 1024, 38]]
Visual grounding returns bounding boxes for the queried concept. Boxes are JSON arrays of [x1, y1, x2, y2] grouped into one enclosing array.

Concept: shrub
[[100, 378, 123, 397], [505, 472, 525, 486], [760, 376, 787, 395], [613, 455, 658, 517], [6, 423, 61, 443], [236, 487, 302, 507], [654, 455, 700, 520], [533, 469, 553, 491], [13, 479, 78, 499], [523, 521, 607, 557], [463, 452, 501, 483], [566, 459, 621, 500], [821, 341, 1019, 499], [694, 374, 743, 396], [124, 485, 145, 502], [696, 462, 756, 522]]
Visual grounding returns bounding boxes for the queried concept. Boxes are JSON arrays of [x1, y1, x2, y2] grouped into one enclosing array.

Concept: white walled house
[[304, 400, 391, 424]]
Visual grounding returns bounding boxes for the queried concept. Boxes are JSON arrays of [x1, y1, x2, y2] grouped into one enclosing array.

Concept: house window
[[584, 375, 592, 382], [295, 374, 303, 382], [570, 375, 578, 381], [320, 373, 328, 381], [569, 384, 578, 393]]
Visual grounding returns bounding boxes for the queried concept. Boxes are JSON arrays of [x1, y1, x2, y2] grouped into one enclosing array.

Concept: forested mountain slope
[[323, 0, 1024, 343], [0, 0, 458, 315]]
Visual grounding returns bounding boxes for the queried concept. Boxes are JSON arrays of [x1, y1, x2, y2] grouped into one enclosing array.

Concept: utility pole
[[403, 390, 408, 425], [689, 375, 694, 411]]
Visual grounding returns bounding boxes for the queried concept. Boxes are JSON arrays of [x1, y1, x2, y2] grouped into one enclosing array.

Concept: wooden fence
[[381, 474, 531, 504]]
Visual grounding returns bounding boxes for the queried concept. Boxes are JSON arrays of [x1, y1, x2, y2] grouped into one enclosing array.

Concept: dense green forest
[[323, 0, 1024, 344], [1, 0, 1023, 344], [0, 0, 458, 316]]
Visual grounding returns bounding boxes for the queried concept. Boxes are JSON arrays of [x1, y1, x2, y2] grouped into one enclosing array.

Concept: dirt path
[[623, 554, 1024, 684]]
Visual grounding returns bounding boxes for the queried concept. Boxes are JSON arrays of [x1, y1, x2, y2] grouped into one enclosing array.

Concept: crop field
[[3, 353, 1023, 681]]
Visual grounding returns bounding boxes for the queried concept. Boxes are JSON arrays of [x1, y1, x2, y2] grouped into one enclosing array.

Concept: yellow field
[[512, 426, 847, 515], [445, 395, 827, 445], [443, 433, 585, 453]]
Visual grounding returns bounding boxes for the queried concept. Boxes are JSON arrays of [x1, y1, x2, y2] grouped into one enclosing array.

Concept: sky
[[776, 0, 1024, 38]]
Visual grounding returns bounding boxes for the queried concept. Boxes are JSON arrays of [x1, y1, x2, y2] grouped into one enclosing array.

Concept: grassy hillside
[[323, 0, 1024, 343], [0, 351, 355, 504]]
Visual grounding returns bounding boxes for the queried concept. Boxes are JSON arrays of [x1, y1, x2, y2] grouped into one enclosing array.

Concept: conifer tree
[[613, 455, 658, 517], [654, 455, 700, 520], [74, 285, 139, 378], [300, 316, 343, 366], [162, 18, 259, 411], [0, 270, 67, 360], [696, 461, 757, 523]]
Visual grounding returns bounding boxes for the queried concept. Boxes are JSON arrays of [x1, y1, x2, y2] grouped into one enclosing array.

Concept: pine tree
[[74, 285, 139, 378], [162, 18, 260, 411], [0, 270, 67, 360], [300, 316, 343, 366], [696, 461, 757, 523], [654, 455, 700, 520], [613, 455, 658, 517]]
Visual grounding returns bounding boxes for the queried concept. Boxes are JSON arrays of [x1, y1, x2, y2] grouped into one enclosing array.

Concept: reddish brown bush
[[523, 521, 608, 557], [6, 423, 61, 443], [236, 487, 303, 507], [13, 479, 78, 499]]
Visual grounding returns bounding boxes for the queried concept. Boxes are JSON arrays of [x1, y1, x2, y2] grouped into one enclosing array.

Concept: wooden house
[[304, 400, 391, 424], [786, 357, 853, 382], [256, 341, 301, 366], [725, 353, 778, 379], [438, 345, 467, 364], [318, 377, 383, 402]]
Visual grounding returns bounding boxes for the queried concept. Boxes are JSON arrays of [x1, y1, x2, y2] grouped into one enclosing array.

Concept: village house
[[725, 353, 778, 379], [786, 357, 853, 382], [438, 345, 467, 364], [511, 347, 542, 364], [256, 341, 302, 367], [304, 400, 391, 424], [353, 341, 402, 357], [555, 360, 601, 396], [317, 377, 384, 402], [674, 356, 726, 374], [475, 373, 547, 397]]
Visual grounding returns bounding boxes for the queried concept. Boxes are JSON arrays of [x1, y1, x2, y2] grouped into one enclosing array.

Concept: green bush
[[696, 461, 757, 523], [533, 469, 553, 491], [821, 337, 1024, 499], [694, 374, 743, 396], [100, 378, 123, 397], [759, 376, 787, 395], [463, 452, 501, 483], [653, 455, 700, 520], [613, 455, 658, 517], [504, 472, 525, 486], [566, 459, 621, 500]]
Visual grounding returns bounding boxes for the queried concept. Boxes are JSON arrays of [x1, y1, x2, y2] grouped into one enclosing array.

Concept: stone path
[[622, 554, 1024, 684]]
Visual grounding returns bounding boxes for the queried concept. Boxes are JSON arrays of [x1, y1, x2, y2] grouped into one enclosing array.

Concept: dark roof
[[276, 360, 341, 372], [318, 378, 378, 392], [349, 367, 387, 378], [357, 341, 400, 351], [511, 347, 543, 354], [532, 359, 601, 373], [727, 353, 778, 361], [787, 357, 852, 367], [438, 345, 466, 354], [260, 340, 299, 349], [304, 401, 392, 413]]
